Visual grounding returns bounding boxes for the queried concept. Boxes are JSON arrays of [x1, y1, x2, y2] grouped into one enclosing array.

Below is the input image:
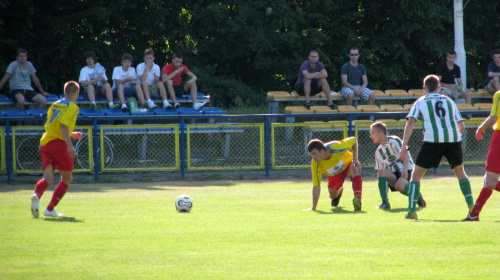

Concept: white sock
[[163, 100, 170, 106], [109, 102, 114, 107], [121, 103, 127, 108], [147, 99, 152, 103]]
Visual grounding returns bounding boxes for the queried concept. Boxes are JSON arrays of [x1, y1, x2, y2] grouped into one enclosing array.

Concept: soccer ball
[[175, 194, 193, 212]]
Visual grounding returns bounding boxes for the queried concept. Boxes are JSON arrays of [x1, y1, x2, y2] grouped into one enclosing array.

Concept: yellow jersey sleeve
[[491, 91, 500, 131], [40, 100, 79, 146], [310, 137, 356, 187]]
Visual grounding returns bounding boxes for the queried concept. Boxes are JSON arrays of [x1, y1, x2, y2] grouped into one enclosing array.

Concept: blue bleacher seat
[[0, 95, 13, 102], [26, 109, 48, 117], [153, 108, 178, 115], [46, 94, 59, 101], [177, 108, 204, 115], [1, 109, 27, 116], [100, 109, 130, 116], [79, 109, 103, 116], [200, 107, 227, 115]]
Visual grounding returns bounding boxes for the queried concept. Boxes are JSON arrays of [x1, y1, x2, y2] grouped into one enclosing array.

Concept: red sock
[[47, 181, 69, 211], [34, 179, 49, 199], [351, 175, 362, 200], [471, 187, 493, 217], [496, 182, 500, 192]]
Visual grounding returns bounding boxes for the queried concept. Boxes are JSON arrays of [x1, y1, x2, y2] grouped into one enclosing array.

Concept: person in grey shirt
[[340, 47, 376, 106], [0, 48, 50, 110]]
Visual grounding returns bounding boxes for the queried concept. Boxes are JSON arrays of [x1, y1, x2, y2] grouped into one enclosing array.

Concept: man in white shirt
[[112, 53, 147, 111], [136, 49, 171, 109], [78, 51, 117, 109]]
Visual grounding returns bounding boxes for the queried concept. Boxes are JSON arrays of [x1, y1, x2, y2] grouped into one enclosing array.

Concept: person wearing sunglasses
[[340, 47, 376, 106]]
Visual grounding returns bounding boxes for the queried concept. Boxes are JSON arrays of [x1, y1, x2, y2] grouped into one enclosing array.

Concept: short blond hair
[[64, 81, 80, 96]]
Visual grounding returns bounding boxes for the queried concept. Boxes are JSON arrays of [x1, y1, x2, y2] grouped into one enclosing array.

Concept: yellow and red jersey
[[490, 91, 500, 131], [311, 137, 355, 187], [40, 99, 79, 146]]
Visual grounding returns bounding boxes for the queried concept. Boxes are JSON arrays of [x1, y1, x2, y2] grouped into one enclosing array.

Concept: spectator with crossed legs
[[30, 81, 81, 218], [340, 47, 376, 106]]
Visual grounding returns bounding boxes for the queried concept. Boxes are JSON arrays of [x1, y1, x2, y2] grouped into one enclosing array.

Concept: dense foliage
[[1, 0, 499, 107]]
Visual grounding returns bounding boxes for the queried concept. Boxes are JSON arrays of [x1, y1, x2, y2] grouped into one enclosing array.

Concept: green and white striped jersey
[[407, 92, 463, 143], [374, 135, 414, 172]]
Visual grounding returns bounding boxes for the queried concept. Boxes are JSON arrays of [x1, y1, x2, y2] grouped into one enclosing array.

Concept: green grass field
[[1, 176, 499, 279]]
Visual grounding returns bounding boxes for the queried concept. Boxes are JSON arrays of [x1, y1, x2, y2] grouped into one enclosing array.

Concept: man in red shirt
[[161, 53, 206, 110]]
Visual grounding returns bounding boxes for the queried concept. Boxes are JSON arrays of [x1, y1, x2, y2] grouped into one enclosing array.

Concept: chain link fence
[[100, 125, 180, 172], [187, 124, 264, 170], [271, 121, 348, 168], [12, 126, 93, 174], [2, 117, 493, 177]]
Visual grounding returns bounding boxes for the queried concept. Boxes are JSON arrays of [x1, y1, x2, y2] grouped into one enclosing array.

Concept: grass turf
[[1, 176, 499, 279]]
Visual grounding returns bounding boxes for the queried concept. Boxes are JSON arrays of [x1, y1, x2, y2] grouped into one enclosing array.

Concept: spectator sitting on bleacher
[[294, 50, 337, 110], [79, 51, 118, 110], [485, 49, 500, 94], [340, 47, 376, 106], [112, 53, 147, 111], [136, 49, 170, 110], [436, 50, 471, 104], [161, 53, 206, 110], [0, 48, 50, 110]]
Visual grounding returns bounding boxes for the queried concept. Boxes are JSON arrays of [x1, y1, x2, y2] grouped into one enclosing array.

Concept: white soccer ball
[[175, 194, 193, 212]]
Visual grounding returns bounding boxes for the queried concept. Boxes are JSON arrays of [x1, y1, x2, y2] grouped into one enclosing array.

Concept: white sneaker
[[174, 103, 181, 109], [31, 194, 39, 218], [44, 209, 64, 217], [147, 100, 157, 109], [163, 100, 173, 109], [193, 101, 207, 110]]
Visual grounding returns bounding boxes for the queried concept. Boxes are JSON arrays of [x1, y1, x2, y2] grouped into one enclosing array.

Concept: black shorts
[[82, 85, 107, 99], [295, 79, 322, 96], [173, 84, 188, 97], [415, 141, 463, 169], [9, 89, 40, 101], [389, 170, 413, 192]]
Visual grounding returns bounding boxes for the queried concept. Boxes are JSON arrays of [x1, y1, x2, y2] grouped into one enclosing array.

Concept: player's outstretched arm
[[304, 186, 320, 211]]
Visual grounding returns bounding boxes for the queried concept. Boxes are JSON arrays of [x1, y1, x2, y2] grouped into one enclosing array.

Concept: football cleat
[[462, 215, 479, 222], [417, 194, 426, 208], [352, 197, 362, 211], [31, 194, 39, 218], [405, 212, 418, 220], [44, 209, 64, 218], [375, 203, 391, 210]]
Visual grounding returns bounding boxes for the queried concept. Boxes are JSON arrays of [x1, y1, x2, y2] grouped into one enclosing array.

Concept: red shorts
[[40, 139, 74, 172], [486, 130, 500, 174], [327, 163, 352, 190]]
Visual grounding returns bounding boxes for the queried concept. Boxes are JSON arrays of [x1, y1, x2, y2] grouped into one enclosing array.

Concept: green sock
[[378, 177, 389, 204], [459, 178, 474, 207], [408, 181, 420, 214], [402, 183, 410, 196]]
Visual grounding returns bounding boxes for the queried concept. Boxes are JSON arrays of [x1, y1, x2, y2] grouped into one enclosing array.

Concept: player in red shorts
[[30, 81, 81, 218], [464, 90, 500, 221], [304, 137, 362, 212]]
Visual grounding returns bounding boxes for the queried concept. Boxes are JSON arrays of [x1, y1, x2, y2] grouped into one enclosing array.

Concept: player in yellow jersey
[[304, 137, 362, 211], [30, 81, 81, 218], [464, 90, 500, 221]]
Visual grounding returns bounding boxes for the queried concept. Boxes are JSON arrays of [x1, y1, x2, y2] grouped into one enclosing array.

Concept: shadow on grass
[[43, 216, 84, 223], [316, 207, 366, 215]]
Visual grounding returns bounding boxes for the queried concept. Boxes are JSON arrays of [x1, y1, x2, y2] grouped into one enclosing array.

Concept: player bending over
[[304, 137, 362, 211], [370, 122, 426, 210], [30, 81, 81, 218]]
